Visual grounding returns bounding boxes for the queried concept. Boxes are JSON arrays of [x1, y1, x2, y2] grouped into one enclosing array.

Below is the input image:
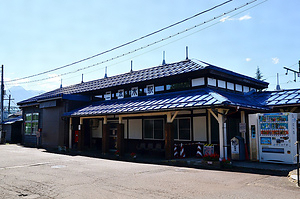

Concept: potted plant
[[202, 153, 220, 168], [220, 158, 232, 168], [115, 150, 120, 157]]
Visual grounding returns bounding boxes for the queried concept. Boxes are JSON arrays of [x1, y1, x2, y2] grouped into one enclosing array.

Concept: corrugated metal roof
[[64, 88, 268, 117], [2, 116, 23, 125]]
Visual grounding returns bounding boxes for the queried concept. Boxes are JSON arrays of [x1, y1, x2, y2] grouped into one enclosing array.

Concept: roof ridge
[[18, 59, 203, 104]]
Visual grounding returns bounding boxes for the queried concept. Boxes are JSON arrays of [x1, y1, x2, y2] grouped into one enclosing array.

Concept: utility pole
[[4, 94, 14, 115], [284, 60, 300, 82], [8, 95, 11, 115], [0, 65, 4, 142]]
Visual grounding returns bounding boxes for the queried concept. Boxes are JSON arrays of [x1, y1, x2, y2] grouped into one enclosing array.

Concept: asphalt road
[[0, 144, 299, 199]]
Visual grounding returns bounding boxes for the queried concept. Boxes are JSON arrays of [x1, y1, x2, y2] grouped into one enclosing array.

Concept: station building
[[17, 58, 300, 160]]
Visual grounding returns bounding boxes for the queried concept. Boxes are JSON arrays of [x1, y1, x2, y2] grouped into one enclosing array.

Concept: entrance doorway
[[109, 122, 118, 150]]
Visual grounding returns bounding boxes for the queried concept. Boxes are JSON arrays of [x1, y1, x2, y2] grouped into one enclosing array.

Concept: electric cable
[[6, 0, 233, 83], [7, 0, 262, 85]]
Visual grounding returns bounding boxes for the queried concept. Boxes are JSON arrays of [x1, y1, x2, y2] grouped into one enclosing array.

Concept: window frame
[[173, 117, 192, 141], [143, 118, 164, 140], [24, 112, 39, 136]]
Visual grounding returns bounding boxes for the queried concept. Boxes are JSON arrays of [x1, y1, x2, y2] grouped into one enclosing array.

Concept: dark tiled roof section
[[18, 59, 269, 105], [199, 60, 269, 86], [64, 88, 268, 117], [18, 60, 204, 104]]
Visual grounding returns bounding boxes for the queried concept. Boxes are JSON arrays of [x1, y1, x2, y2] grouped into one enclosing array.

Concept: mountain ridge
[[6, 86, 45, 105]]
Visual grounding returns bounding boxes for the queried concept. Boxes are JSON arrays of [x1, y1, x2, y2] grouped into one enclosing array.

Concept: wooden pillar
[[165, 122, 174, 159], [102, 117, 109, 154], [117, 123, 124, 156], [69, 117, 72, 149]]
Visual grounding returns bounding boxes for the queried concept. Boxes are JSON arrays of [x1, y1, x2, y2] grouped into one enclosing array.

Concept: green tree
[[255, 66, 265, 81]]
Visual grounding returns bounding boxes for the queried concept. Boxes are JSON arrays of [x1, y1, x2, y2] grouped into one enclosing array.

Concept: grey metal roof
[[2, 116, 23, 125], [64, 88, 268, 117]]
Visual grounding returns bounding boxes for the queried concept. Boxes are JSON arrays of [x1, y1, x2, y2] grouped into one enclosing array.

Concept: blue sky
[[1, 0, 300, 93]]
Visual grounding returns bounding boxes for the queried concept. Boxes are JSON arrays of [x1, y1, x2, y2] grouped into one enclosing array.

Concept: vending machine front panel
[[258, 113, 297, 164]]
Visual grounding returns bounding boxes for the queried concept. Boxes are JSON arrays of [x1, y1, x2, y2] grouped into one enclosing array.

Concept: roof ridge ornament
[[162, 51, 166, 65], [104, 66, 108, 78], [130, 60, 133, 72], [275, 73, 281, 91], [186, 46, 189, 60]]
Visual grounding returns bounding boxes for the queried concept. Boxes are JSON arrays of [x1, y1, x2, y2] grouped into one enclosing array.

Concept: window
[[217, 80, 226, 88], [192, 77, 205, 87], [235, 84, 243, 92], [227, 82, 234, 90], [94, 95, 103, 99], [155, 85, 164, 92], [173, 118, 191, 140], [207, 78, 216, 86], [144, 119, 164, 139], [243, 86, 250, 93], [25, 113, 39, 135], [166, 82, 190, 91]]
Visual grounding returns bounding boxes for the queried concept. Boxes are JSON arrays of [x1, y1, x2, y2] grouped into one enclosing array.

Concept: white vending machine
[[249, 113, 298, 164]]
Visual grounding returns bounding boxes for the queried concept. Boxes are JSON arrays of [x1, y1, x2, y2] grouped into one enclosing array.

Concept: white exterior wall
[[193, 116, 207, 141], [129, 119, 142, 139]]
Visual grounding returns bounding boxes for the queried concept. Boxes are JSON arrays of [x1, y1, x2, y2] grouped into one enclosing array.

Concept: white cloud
[[220, 14, 251, 22], [272, 57, 279, 64], [239, 14, 252, 21], [220, 16, 231, 22], [246, 58, 251, 62]]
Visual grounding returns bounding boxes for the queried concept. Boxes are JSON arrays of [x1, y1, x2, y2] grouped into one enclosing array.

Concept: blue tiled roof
[[64, 88, 268, 117], [253, 89, 300, 106], [18, 59, 267, 105]]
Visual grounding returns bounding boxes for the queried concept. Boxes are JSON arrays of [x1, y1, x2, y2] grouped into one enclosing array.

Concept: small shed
[[2, 115, 23, 144]]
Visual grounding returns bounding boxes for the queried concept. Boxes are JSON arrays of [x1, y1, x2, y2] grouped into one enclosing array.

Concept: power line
[[3, 83, 18, 106], [6, 0, 233, 83], [7, 0, 262, 85]]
